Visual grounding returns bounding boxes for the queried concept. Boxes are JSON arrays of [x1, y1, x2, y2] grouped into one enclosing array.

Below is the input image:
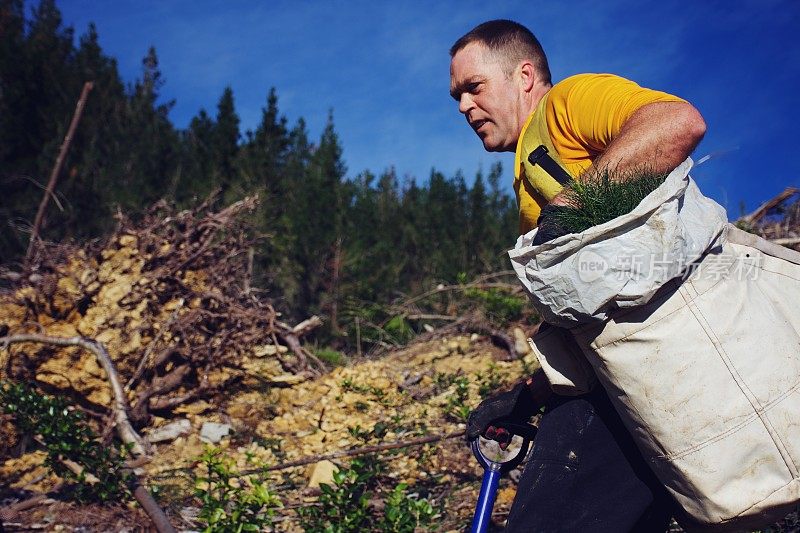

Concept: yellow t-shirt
[[514, 73, 687, 233]]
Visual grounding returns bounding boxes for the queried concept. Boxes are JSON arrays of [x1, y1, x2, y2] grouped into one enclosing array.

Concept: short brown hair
[[450, 20, 551, 85]]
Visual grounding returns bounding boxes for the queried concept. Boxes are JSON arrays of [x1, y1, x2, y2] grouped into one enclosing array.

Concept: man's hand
[[532, 204, 569, 245], [548, 190, 573, 207], [466, 372, 551, 446]]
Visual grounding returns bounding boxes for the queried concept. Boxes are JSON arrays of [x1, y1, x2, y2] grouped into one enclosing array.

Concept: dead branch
[[126, 298, 184, 393], [130, 480, 177, 533], [772, 236, 800, 246], [406, 314, 459, 321], [398, 280, 524, 309], [379, 310, 522, 360], [26, 81, 94, 263], [249, 429, 466, 473], [149, 429, 467, 481], [279, 331, 317, 374], [275, 316, 326, 374], [735, 188, 800, 251], [148, 386, 209, 411], [461, 319, 520, 359], [0, 479, 175, 533], [28, 437, 173, 531], [0, 334, 148, 456], [60, 458, 101, 484], [291, 315, 323, 336], [741, 187, 799, 225], [130, 364, 192, 424], [472, 269, 517, 281], [0, 493, 51, 523]]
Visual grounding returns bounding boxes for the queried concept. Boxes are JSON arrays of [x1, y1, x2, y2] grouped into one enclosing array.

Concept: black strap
[[527, 145, 573, 186]]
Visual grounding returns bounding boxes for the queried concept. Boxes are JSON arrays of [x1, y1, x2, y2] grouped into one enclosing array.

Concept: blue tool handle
[[470, 463, 501, 533]]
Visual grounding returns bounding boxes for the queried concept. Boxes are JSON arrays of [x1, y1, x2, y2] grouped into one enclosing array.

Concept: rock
[[253, 344, 289, 357], [269, 373, 307, 385], [146, 419, 192, 444], [495, 485, 517, 507], [306, 460, 338, 488], [82, 355, 103, 378], [513, 327, 532, 357], [118, 234, 137, 247], [200, 422, 232, 444]]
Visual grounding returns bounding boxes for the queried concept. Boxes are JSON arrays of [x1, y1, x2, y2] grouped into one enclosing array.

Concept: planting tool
[[470, 422, 537, 533]]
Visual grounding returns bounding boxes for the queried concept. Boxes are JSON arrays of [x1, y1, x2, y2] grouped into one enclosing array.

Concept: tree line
[[0, 0, 520, 345]]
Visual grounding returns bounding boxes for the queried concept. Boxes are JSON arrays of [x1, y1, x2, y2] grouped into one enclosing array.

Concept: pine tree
[[212, 86, 240, 205], [172, 109, 216, 204], [240, 88, 290, 245], [421, 169, 467, 282], [468, 169, 490, 271], [119, 46, 179, 208], [288, 112, 347, 320], [60, 22, 129, 242], [23, 0, 76, 172], [486, 162, 518, 263], [265, 117, 312, 307], [0, 0, 89, 257], [0, 0, 27, 165], [0, 0, 31, 258], [399, 177, 424, 291], [342, 168, 404, 303]]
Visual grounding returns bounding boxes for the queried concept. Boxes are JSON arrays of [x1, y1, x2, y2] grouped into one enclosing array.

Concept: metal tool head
[[470, 422, 537, 474]]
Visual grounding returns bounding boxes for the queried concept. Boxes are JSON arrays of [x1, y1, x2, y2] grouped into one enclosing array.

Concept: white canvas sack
[[509, 159, 800, 529]]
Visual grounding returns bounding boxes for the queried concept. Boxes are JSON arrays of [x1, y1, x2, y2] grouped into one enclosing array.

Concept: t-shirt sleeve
[[545, 73, 687, 161]]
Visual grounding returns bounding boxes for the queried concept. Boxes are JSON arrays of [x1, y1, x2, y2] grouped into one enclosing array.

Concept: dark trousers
[[504, 387, 674, 532]]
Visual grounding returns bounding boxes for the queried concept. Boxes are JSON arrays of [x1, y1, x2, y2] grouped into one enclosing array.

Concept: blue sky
[[56, 0, 799, 216]]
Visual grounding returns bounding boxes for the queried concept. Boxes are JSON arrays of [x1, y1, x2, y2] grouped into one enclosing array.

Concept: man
[[450, 20, 706, 532]]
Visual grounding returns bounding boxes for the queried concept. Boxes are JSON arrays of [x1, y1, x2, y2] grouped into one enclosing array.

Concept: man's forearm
[[550, 101, 706, 206], [592, 101, 706, 175]]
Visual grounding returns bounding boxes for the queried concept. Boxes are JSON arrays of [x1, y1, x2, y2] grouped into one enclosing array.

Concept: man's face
[[450, 42, 521, 153]]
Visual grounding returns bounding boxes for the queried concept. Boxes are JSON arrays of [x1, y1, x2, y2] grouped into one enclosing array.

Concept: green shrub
[[378, 482, 436, 533], [315, 346, 348, 366], [444, 376, 471, 422], [194, 446, 282, 532], [0, 380, 131, 503], [464, 287, 525, 325], [383, 315, 415, 344], [297, 456, 436, 533], [297, 456, 381, 532], [478, 363, 504, 400]]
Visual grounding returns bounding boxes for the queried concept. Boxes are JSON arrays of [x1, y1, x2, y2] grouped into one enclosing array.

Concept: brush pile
[[0, 195, 321, 432], [737, 186, 800, 251]]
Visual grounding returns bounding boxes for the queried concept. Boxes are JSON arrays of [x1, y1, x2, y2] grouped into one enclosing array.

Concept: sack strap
[[725, 224, 800, 266], [527, 145, 573, 186]]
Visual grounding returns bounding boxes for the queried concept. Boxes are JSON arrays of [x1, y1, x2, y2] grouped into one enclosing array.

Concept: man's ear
[[519, 61, 536, 92]]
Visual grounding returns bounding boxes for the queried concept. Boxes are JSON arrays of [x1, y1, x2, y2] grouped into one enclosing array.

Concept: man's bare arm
[[593, 101, 707, 174], [551, 101, 706, 205]]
